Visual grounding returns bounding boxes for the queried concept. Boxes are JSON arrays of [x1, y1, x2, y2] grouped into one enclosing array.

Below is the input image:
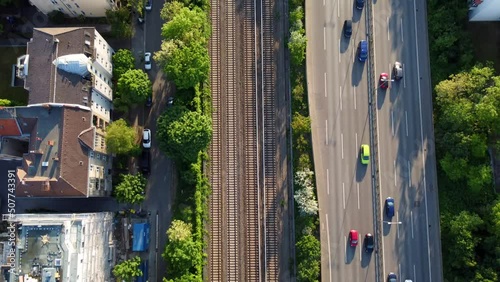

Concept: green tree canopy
[[296, 234, 321, 282], [116, 69, 152, 106], [106, 7, 133, 38], [446, 211, 483, 271], [113, 256, 142, 282], [163, 220, 202, 278], [289, 29, 307, 67], [113, 174, 147, 204], [127, 0, 144, 16], [0, 99, 12, 106], [113, 49, 135, 79], [157, 108, 212, 164], [105, 118, 138, 155], [160, 6, 210, 45], [160, 1, 185, 21]]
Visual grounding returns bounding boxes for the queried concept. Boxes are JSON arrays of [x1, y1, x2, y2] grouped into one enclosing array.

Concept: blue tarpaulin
[[132, 223, 150, 252]]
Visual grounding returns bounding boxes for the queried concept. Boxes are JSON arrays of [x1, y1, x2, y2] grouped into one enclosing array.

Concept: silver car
[[393, 61, 403, 80], [144, 52, 152, 70]]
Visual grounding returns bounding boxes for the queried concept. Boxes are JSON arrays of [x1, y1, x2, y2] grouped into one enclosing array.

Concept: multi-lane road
[[306, 0, 443, 281]]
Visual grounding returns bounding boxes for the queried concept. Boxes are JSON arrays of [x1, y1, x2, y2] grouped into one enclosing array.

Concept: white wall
[[469, 0, 500, 21], [29, 0, 116, 18]]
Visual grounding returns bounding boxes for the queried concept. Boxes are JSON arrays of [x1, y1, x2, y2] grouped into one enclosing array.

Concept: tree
[[294, 169, 318, 216], [113, 174, 147, 204], [490, 200, 500, 238], [0, 0, 13, 6], [113, 256, 142, 282], [106, 8, 133, 38], [113, 49, 135, 79], [105, 119, 138, 155], [0, 99, 12, 106], [160, 6, 210, 45], [163, 220, 202, 277], [160, 1, 185, 21], [439, 153, 468, 181], [296, 234, 320, 282], [289, 29, 307, 67], [157, 109, 212, 164], [116, 69, 152, 106], [447, 211, 483, 270], [127, 0, 144, 16]]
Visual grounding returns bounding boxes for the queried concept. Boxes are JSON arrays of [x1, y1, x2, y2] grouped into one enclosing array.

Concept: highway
[[372, 0, 443, 281], [307, 0, 444, 281], [306, 0, 376, 281]]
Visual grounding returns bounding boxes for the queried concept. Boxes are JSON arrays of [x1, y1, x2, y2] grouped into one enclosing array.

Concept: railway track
[[260, 0, 279, 280]]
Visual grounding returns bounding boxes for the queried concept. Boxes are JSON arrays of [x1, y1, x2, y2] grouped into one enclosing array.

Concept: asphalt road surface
[[372, 0, 443, 281], [306, 0, 377, 281]]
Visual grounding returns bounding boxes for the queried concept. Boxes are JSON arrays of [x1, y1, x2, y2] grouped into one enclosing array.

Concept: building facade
[[3, 27, 115, 197], [29, 0, 117, 18]]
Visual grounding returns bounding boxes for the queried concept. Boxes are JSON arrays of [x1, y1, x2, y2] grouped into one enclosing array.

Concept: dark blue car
[[358, 40, 368, 62], [356, 0, 365, 9], [385, 197, 395, 218]]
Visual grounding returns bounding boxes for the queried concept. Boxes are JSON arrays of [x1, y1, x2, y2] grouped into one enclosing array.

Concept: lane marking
[[325, 72, 328, 97], [337, 0, 339, 18], [406, 111, 409, 136], [325, 119, 328, 145], [403, 63, 406, 88], [342, 182, 346, 209], [387, 16, 390, 41], [340, 86, 343, 111], [326, 214, 332, 282], [357, 183, 360, 209], [324, 27, 327, 50], [401, 18, 404, 42], [323, 0, 325, 6], [338, 39, 341, 63], [399, 263, 402, 282], [411, 210, 414, 239], [391, 110, 394, 136], [394, 160, 397, 186], [355, 133, 358, 157], [413, 0, 433, 279], [359, 241, 362, 261], [408, 160, 412, 186], [344, 235, 347, 263], [327, 169, 330, 195], [354, 87, 357, 110], [341, 133, 344, 159], [352, 48, 355, 63], [397, 211, 400, 239], [414, 264, 417, 282]]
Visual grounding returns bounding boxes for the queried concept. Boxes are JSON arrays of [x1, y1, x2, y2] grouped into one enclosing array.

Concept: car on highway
[[385, 197, 395, 218], [393, 62, 403, 80], [344, 20, 352, 38], [388, 272, 397, 282], [358, 40, 368, 62], [142, 129, 152, 149], [144, 52, 152, 70], [360, 144, 370, 164], [379, 73, 389, 89], [349, 230, 359, 247], [356, 0, 365, 9], [145, 0, 152, 10], [364, 233, 374, 253]]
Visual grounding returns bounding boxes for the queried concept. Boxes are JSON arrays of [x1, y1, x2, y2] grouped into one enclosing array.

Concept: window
[[97, 153, 100, 160], [90, 165, 93, 171], [67, 4, 72, 8], [103, 156, 107, 161], [89, 151, 94, 158], [75, 3, 80, 8], [58, 7, 64, 12], [81, 11, 86, 16], [51, 0, 58, 4]]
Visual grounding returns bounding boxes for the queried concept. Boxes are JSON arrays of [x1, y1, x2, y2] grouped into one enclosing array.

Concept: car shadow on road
[[361, 249, 372, 268], [355, 153, 368, 182], [389, 81, 401, 103], [351, 2, 362, 23], [345, 240, 356, 264], [351, 58, 365, 87], [377, 88, 387, 110], [340, 35, 350, 53], [382, 217, 393, 236]]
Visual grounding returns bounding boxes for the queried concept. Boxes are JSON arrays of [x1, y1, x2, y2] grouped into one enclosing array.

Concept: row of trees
[[153, 1, 212, 281], [288, 0, 321, 281], [428, 0, 500, 280]]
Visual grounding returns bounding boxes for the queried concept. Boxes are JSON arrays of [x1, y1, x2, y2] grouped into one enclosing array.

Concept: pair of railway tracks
[[208, 0, 279, 279]]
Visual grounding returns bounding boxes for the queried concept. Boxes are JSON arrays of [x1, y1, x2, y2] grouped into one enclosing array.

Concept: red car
[[349, 230, 359, 247], [379, 73, 389, 89]]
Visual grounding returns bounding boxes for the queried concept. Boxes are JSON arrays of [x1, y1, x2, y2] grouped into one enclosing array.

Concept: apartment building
[[29, 0, 117, 18], [1, 27, 115, 197]]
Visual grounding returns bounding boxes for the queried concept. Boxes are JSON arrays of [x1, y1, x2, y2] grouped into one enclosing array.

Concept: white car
[[145, 0, 152, 11], [144, 52, 152, 70], [142, 129, 151, 149]]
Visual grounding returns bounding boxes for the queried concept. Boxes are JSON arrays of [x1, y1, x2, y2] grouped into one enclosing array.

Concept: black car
[[364, 233, 374, 253], [344, 20, 352, 38], [356, 0, 365, 9], [140, 150, 150, 174], [145, 96, 152, 107], [387, 272, 397, 282]]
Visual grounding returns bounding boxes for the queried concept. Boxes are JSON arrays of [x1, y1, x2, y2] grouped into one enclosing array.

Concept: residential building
[[469, 0, 500, 21], [0, 212, 115, 282], [3, 27, 114, 197], [29, 0, 117, 18]]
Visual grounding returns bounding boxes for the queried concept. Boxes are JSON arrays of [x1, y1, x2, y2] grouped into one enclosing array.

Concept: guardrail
[[365, 0, 383, 281]]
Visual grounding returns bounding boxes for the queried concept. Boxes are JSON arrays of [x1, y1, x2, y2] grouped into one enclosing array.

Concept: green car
[[361, 144, 370, 164]]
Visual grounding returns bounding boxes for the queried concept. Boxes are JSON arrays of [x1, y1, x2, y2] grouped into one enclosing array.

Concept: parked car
[[393, 61, 403, 80], [385, 197, 395, 218], [364, 233, 374, 253], [356, 0, 365, 9], [167, 96, 174, 107], [142, 129, 151, 149], [145, 0, 152, 11], [344, 20, 352, 38], [349, 230, 359, 247], [379, 73, 389, 89], [388, 272, 397, 282], [358, 40, 368, 62], [360, 144, 370, 165], [145, 96, 152, 107], [144, 52, 152, 70], [140, 150, 150, 174]]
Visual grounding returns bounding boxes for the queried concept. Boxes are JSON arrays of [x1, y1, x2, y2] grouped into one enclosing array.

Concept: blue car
[[388, 272, 397, 282], [356, 0, 365, 9], [385, 197, 395, 218], [358, 40, 368, 62]]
